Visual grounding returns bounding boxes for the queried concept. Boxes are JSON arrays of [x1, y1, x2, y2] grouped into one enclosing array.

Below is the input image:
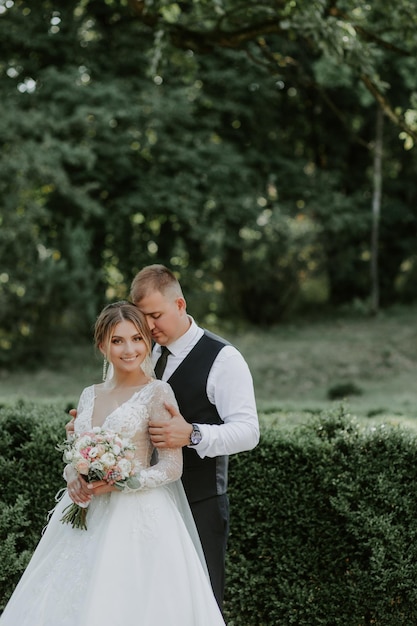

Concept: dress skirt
[[0, 486, 225, 626]]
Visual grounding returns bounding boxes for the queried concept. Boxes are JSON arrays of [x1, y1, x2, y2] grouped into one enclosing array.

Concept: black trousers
[[190, 494, 230, 610]]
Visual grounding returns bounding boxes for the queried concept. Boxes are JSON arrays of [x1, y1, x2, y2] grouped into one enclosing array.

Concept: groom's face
[[136, 289, 189, 346]]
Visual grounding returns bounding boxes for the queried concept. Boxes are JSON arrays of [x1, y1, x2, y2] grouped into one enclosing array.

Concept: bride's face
[[101, 320, 148, 375]]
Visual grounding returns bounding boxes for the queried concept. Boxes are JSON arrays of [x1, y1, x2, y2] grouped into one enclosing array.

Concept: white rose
[[100, 452, 116, 468], [75, 435, 90, 450], [90, 460, 104, 472], [88, 446, 99, 458], [117, 458, 132, 478], [112, 444, 122, 456], [63, 450, 74, 463]]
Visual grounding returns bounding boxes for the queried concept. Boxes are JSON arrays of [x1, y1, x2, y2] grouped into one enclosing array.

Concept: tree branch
[[329, 7, 415, 57], [360, 74, 417, 142]]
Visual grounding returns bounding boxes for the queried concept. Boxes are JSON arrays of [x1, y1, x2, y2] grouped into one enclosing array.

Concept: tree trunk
[[370, 106, 384, 315]]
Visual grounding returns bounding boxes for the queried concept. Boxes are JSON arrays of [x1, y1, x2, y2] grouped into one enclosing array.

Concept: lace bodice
[[73, 379, 182, 490]]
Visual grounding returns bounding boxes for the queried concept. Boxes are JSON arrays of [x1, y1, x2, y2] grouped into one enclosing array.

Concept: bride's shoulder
[[78, 384, 95, 398], [149, 378, 171, 391], [80, 384, 96, 396], [150, 378, 166, 387], [76, 384, 95, 411], [142, 378, 172, 398], [149, 379, 176, 402]]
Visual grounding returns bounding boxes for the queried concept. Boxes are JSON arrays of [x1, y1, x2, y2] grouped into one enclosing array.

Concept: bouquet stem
[[60, 502, 88, 530]]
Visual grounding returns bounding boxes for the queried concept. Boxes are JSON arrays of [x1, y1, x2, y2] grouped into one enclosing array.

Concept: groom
[[68, 264, 259, 609]]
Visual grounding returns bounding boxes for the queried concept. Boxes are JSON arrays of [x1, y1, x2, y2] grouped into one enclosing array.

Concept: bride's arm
[[63, 387, 93, 504], [122, 382, 183, 492], [88, 383, 183, 496]]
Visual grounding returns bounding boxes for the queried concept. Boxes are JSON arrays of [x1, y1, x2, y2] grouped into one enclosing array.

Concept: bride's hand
[[64, 466, 92, 505], [87, 481, 117, 496]]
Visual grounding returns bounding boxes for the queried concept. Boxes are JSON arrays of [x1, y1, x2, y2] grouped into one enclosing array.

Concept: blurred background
[[0, 0, 416, 419]]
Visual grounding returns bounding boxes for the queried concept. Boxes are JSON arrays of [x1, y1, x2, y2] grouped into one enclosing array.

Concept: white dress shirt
[[152, 317, 260, 459]]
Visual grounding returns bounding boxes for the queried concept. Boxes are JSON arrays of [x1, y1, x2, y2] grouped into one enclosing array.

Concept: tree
[[1, 0, 417, 367], [123, 0, 417, 314], [370, 106, 384, 315], [127, 0, 417, 143]]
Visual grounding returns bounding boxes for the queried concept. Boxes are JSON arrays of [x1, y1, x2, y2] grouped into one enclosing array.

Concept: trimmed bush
[[327, 382, 363, 400], [0, 401, 70, 609], [224, 408, 417, 624], [2, 402, 417, 624]]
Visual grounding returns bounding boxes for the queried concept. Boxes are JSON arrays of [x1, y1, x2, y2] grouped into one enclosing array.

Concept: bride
[[0, 301, 225, 626]]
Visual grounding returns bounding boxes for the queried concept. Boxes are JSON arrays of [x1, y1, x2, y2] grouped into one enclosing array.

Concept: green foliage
[[0, 496, 33, 611], [224, 409, 417, 624], [327, 381, 363, 400], [127, 0, 417, 139], [3, 401, 417, 623], [1, 0, 417, 367], [0, 401, 67, 607]]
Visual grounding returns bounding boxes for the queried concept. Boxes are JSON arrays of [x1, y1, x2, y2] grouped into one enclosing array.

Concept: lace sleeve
[[63, 386, 92, 481], [123, 381, 183, 492], [76, 386, 90, 416]]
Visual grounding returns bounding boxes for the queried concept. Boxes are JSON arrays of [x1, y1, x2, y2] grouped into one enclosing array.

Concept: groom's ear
[[175, 297, 187, 313]]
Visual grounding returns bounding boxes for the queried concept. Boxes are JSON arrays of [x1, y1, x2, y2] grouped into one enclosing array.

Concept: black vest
[[167, 331, 229, 503]]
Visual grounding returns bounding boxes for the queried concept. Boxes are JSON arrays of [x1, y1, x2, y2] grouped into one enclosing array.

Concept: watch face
[[191, 426, 202, 445]]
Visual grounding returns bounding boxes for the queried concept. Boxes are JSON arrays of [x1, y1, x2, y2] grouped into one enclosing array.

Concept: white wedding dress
[[0, 380, 225, 626]]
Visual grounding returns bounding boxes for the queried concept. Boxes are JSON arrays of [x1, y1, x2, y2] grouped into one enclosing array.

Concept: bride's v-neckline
[[89, 380, 154, 429]]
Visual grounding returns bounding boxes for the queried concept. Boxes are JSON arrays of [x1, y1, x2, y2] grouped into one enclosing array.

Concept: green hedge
[[224, 409, 417, 625], [2, 402, 417, 624], [0, 401, 70, 609]]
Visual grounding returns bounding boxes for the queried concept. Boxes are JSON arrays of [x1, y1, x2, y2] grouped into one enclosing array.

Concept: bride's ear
[[98, 343, 106, 358]]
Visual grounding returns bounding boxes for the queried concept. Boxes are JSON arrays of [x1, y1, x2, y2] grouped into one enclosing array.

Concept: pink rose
[[75, 458, 90, 475]]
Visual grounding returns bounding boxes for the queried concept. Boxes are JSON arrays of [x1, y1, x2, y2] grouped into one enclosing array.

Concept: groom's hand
[[65, 409, 77, 438], [149, 403, 193, 449]]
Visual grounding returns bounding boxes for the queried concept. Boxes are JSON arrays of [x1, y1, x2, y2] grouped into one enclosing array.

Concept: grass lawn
[[240, 305, 417, 430], [1, 305, 416, 429]]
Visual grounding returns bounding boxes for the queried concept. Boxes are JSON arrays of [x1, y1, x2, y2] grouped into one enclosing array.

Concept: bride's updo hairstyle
[[94, 300, 152, 356]]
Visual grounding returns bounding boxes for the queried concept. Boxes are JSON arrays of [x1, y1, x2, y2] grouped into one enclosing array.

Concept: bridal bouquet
[[58, 427, 140, 530]]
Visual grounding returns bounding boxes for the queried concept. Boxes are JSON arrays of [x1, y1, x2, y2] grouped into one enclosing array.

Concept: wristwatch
[[189, 423, 202, 446]]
